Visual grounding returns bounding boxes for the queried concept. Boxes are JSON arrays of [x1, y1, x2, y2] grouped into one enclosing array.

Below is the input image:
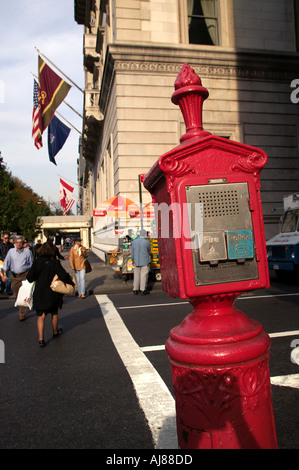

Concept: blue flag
[[48, 114, 71, 165]]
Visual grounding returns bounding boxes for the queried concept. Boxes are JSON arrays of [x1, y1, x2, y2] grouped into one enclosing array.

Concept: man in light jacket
[[131, 229, 151, 295], [2, 235, 33, 320]]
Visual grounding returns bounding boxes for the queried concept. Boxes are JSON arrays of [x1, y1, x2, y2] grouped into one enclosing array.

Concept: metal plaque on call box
[[186, 182, 258, 285]]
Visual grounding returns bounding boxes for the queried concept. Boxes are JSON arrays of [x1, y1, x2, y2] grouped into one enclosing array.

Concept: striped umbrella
[[140, 202, 156, 218], [93, 195, 140, 218]]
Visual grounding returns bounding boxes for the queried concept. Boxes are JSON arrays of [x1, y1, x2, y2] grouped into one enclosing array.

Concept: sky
[[0, 0, 84, 207]]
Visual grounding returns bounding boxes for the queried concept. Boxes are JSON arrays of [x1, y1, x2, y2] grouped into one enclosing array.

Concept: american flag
[[60, 178, 75, 215], [32, 79, 42, 149], [63, 197, 75, 216]]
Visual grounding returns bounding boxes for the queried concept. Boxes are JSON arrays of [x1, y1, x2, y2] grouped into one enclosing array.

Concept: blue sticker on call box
[[227, 230, 254, 259]]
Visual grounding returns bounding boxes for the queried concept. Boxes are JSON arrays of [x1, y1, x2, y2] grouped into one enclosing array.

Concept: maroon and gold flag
[[38, 55, 71, 132]]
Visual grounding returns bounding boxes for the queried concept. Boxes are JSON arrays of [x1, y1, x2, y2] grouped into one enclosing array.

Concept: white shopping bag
[[14, 280, 36, 310]]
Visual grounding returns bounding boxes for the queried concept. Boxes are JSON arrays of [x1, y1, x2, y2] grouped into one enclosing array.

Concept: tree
[[0, 159, 52, 239], [0, 165, 21, 232]]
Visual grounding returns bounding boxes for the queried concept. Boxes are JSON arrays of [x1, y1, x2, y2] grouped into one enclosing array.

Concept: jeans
[[0, 269, 12, 294], [74, 269, 86, 295]]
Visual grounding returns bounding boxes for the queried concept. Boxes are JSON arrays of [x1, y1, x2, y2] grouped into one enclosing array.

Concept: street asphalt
[[0, 250, 297, 454], [0, 250, 156, 449]]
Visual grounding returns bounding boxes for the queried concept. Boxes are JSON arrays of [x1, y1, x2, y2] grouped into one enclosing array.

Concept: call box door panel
[[185, 182, 258, 285]]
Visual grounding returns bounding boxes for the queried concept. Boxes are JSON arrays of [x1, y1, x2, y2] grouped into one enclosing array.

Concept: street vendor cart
[[106, 237, 160, 281]]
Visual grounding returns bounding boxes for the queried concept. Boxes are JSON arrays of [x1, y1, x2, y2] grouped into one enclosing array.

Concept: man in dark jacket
[[0, 232, 14, 295]]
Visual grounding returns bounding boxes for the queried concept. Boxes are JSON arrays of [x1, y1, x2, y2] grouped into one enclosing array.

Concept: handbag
[[84, 259, 92, 273], [50, 274, 77, 296], [14, 280, 36, 310]]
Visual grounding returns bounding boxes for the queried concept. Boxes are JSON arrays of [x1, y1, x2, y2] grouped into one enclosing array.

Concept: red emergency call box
[[144, 64, 269, 299]]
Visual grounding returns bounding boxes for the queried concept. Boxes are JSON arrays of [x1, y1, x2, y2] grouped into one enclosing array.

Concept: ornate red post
[[144, 64, 277, 449], [167, 295, 276, 449]]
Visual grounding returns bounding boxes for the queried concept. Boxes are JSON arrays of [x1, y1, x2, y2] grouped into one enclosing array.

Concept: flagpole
[[58, 175, 85, 190], [35, 46, 84, 94], [58, 181, 85, 197], [55, 110, 82, 135], [62, 101, 83, 119]]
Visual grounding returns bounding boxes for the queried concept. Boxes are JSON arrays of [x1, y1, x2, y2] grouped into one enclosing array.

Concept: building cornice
[[114, 59, 296, 81], [111, 43, 299, 80], [99, 43, 299, 114]]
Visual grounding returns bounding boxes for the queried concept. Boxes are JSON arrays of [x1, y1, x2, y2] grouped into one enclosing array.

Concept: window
[[281, 210, 299, 233], [187, 0, 218, 45]]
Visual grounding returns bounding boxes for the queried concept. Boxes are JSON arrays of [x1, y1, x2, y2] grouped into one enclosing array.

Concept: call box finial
[[172, 63, 211, 143]]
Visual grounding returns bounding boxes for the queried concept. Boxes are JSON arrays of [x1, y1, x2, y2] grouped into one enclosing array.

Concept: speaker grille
[[198, 189, 240, 218]]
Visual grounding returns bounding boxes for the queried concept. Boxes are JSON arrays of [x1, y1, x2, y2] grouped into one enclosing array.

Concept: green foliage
[[0, 162, 52, 240], [0, 166, 20, 231]]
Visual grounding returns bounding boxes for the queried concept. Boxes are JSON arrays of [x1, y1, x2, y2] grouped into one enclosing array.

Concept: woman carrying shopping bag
[[69, 237, 88, 298], [27, 242, 75, 347]]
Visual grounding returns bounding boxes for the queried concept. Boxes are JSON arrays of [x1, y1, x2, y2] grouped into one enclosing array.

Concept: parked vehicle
[[266, 193, 299, 275]]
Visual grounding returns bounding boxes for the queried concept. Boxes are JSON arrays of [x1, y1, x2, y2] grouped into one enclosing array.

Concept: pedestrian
[[54, 232, 63, 252], [131, 229, 151, 295], [69, 237, 88, 298], [0, 232, 14, 295], [2, 235, 34, 320], [27, 242, 75, 347], [47, 237, 68, 261], [34, 239, 42, 259], [23, 238, 33, 253]]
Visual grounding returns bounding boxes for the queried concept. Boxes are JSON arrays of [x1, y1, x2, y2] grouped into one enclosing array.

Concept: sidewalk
[[83, 250, 162, 295], [0, 244, 279, 302], [0, 249, 161, 301]]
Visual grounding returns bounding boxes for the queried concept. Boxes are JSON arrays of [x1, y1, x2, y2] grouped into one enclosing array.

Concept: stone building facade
[[74, 0, 299, 255]]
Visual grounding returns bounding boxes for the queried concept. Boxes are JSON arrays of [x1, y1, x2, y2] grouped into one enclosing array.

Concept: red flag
[[32, 79, 42, 149], [38, 55, 71, 132], [60, 178, 75, 215]]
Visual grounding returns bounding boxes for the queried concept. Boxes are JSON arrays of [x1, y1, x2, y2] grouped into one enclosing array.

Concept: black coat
[[27, 255, 74, 313], [0, 241, 14, 261]]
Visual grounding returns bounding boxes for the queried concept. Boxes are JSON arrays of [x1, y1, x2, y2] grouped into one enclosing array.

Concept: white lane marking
[[118, 292, 299, 310], [239, 292, 299, 300], [141, 329, 299, 353], [118, 302, 186, 310], [141, 345, 166, 352], [291, 346, 299, 365], [270, 374, 299, 389], [269, 330, 299, 338], [141, 333, 299, 390], [95, 294, 177, 449]]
